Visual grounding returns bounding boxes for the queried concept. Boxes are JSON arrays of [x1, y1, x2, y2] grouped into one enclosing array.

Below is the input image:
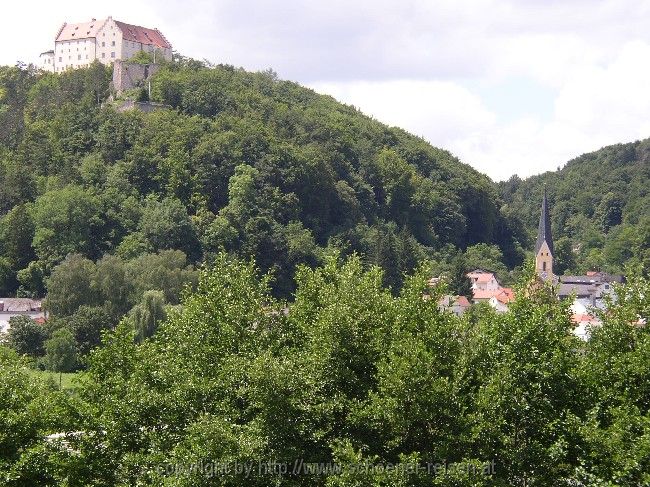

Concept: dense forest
[[1, 55, 650, 486], [500, 140, 650, 276], [0, 59, 526, 306], [2, 254, 650, 485]]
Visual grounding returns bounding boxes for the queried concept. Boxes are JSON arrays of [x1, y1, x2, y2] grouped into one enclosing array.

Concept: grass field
[[25, 369, 80, 391]]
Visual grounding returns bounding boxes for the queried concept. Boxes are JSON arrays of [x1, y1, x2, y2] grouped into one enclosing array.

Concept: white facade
[[0, 299, 46, 334], [55, 37, 98, 72], [468, 272, 501, 291], [488, 296, 509, 313], [47, 17, 172, 73], [39, 51, 55, 72]]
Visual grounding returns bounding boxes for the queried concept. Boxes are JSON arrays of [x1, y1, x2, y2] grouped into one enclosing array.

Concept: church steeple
[[535, 189, 554, 280]]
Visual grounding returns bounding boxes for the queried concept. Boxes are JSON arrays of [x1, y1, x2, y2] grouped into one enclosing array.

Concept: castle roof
[[535, 188, 554, 255], [56, 19, 104, 42], [114, 20, 172, 49], [55, 18, 172, 49]]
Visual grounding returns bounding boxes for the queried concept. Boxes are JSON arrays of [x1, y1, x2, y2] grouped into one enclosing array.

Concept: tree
[[67, 305, 114, 356], [94, 254, 133, 319], [43, 328, 77, 386], [5, 315, 47, 356], [553, 236, 576, 276], [448, 253, 472, 298], [464, 243, 509, 283], [130, 290, 166, 342], [45, 254, 97, 317], [16, 260, 47, 297], [138, 196, 200, 260], [126, 250, 198, 304], [0, 203, 36, 272], [31, 185, 104, 265]]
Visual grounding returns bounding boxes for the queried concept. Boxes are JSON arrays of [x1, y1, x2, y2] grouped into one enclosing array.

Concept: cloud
[[311, 39, 650, 181], [3, 0, 650, 181]]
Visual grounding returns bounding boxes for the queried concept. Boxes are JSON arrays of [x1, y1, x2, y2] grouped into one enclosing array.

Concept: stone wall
[[112, 60, 162, 94]]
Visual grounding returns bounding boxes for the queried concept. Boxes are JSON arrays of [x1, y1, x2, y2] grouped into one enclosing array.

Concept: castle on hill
[[39, 17, 172, 73]]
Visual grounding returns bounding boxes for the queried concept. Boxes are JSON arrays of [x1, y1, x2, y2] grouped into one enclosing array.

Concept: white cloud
[[3, 0, 650, 181], [312, 39, 650, 181]]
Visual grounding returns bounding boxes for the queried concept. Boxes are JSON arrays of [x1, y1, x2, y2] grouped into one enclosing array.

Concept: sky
[[2, 0, 650, 181]]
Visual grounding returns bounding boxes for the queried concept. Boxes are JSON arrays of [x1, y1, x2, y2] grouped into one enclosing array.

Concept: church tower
[[535, 189, 554, 280]]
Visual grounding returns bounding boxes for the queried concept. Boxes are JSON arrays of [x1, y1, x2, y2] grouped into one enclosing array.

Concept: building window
[[111, 40, 115, 46], [78, 54, 81, 60], [58, 57, 62, 62], [102, 41, 105, 47], [102, 53, 105, 58], [542, 262, 547, 271], [111, 52, 115, 58]]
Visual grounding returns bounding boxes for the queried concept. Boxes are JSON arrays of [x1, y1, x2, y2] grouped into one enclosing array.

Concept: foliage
[[129, 290, 166, 341], [4, 315, 47, 356], [0, 255, 649, 484], [500, 140, 650, 275], [42, 328, 77, 374], [0, 60, 525, 303]]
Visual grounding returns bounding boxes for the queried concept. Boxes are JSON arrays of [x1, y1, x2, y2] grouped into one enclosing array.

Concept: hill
[[0, 60, 526, 299], [500, 140, 650, 275]]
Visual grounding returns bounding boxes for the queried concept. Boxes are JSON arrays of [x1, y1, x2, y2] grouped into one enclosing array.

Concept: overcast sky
[[3, 0, 650, 181]]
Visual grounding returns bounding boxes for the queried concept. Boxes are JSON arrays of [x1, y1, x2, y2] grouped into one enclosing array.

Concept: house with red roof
[[438, 295, 472, 316], [489, 288, 515, 313], [467, 270, 501, 292], [41, 17, 172, 72], [0, 299, 46, 334]]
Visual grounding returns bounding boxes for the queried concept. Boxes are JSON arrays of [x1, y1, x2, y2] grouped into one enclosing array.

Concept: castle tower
[[535, 189, 554, 280]]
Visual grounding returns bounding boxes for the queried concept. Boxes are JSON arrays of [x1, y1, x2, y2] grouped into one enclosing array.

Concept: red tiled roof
[[472, 287, 515, 303], [455, 296, 471, 307], [472, 289, 500, 300], [114, 20, 172, 49], [494, 288, 515, 304], [572, 313, 599, 324]]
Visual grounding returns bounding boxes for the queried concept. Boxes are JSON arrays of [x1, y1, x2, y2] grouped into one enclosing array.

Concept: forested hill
[[500, 139, 650, 275], [0, 60, 525, 298]]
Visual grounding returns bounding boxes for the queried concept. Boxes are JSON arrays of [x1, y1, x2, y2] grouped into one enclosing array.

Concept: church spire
[[535, 188, 553, 256], [535, 188, 554, 279]]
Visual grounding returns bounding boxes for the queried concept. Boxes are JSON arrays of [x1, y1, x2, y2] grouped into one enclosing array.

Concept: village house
[[40, 17, 172, 72], [438, 295, 472, 316], [0, 299, 46, 334], [467, 269, 501, 291], [465, 269, 515, 313]]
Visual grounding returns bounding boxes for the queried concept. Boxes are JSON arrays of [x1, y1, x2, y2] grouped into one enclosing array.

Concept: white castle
[[39, 16, 172, 72]]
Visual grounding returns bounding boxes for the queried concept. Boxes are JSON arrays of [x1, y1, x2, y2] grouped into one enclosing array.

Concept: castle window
[[542, 262, 547, 271], [111, 52, 115, 58], [112, 40, 116, 46], [78, 54, 81, 60], [102, 41, 105, 47], [102, 53, 105, 58]]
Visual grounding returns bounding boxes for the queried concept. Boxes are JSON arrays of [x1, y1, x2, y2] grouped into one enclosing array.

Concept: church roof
[[535, 189, 554, 255]]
